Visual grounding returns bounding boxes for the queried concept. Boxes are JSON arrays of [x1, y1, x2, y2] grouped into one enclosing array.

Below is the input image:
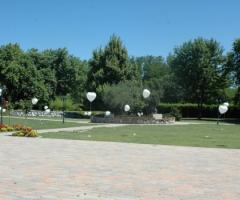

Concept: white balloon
[[105, 111, 111, 116], [124, 104, 130, 112], [87, 111, 92, 116], [223, 102, 229, 107], [32, 97, 38, 105], [143, 89, 151, 98], [45, 109, 51, 114], [219, 105, 228, 114], [84, 111, 88, 116], [44, 105, 48, 110], [2, 108, 6, 113], [86, 92, 96, 102]]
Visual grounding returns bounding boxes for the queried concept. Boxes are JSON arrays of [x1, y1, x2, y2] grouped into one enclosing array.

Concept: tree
[[169, 38, 228, 118], [133, 56, 169, 81], [132, 56, 181, 104], [27, 48, 87, 107], [0, 44, 47, 106], [226, 39, 240, 104], [87, 35, 140, 91]]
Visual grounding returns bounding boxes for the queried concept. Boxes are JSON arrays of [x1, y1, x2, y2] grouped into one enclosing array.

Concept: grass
[[182, 118, 240, 124], [2, 116, 90, 129], [40, 124, 240, 149]]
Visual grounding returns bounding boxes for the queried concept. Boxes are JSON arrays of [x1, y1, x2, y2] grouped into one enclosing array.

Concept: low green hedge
[[64, 111, 105, 119], [157, 103, 240, 118]]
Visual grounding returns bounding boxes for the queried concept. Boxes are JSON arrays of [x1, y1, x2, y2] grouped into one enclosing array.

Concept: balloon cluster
[[218, 102, 229, 114], [44, 105, 51, 114], [137, 112, 143, 117]]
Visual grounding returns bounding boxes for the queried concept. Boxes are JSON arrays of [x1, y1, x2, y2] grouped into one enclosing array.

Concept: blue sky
[[0, 0, 240, 60]]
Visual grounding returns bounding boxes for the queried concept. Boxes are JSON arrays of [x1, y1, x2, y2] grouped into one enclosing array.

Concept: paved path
[[37, 124, 126, 133], [0, 134, 240, 200]]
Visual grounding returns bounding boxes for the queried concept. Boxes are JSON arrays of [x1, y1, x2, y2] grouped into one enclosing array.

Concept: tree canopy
[[169, 38, 229, 117], [87, 35, 140, 91], [0, 35, 238, 113]]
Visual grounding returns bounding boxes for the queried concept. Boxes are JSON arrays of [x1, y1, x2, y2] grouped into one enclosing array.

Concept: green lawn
[[40, 124, 240, 149], [2, 116, 90, 129], [182, 118, 240, 124]]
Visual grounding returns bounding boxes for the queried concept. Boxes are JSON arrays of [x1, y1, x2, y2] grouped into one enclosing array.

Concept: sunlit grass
[[41, 124, 240, 149]]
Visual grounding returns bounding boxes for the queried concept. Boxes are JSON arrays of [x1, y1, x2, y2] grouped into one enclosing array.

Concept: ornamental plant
[[12, 125, 38, 137], [0, 124, 14, 132]]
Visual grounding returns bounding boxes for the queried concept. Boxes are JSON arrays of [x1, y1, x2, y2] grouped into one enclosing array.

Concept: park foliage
[[0, 35, 240, 118]]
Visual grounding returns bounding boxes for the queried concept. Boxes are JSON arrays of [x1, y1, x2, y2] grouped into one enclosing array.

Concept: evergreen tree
[[87, 35, 140, 91]]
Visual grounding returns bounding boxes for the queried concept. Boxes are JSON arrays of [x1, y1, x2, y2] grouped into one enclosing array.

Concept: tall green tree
[[226, 39, 240, 104], [28, 48, 87, 106], [27, 49, 57, 100], [87, 35, 140, 91], [169, 38, 228, 117], [0, 44, 47, 105]]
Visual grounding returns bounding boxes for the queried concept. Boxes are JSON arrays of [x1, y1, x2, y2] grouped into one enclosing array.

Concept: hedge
[[157, 103, 240, 118], [64, 111, 105, 119]]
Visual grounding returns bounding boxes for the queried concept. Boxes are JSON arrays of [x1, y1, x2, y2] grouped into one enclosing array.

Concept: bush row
[[157, 103, 240, 118], [64, 111, 106, 119]]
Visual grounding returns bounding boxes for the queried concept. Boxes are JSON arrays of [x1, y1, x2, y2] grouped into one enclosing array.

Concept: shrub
[[0, 128, 7, 132], [102, 80, 145, 114], [13, 124, 25, 131], [64, 111, 106, 119], [12, 129, 38, 137], [157, 103, 240, 118], [169, 107, 182, 121], [50, 96, 77, 111], [0, 124, 15, 132], [6, 126, 14, 131]]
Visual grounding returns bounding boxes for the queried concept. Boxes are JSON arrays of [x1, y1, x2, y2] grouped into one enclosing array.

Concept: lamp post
[[31, 97, 38, 115], [0, 88, 3, 125], [62, 96, 66, 124], [0, 86, 6, 125], [142, 89, 151, 115]]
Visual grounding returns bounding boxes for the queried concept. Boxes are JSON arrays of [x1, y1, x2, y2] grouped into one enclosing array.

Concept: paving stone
[[0, 134, 240, 199]]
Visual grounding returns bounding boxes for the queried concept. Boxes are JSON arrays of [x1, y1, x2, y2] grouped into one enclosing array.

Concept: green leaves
[[170, 38, 227, 105], [87, 35, 139, 91]]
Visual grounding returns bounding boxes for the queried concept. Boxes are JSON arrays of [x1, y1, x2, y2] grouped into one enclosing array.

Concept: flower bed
[[0, 124, 15, 132], [0, 124, 38, 137]]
